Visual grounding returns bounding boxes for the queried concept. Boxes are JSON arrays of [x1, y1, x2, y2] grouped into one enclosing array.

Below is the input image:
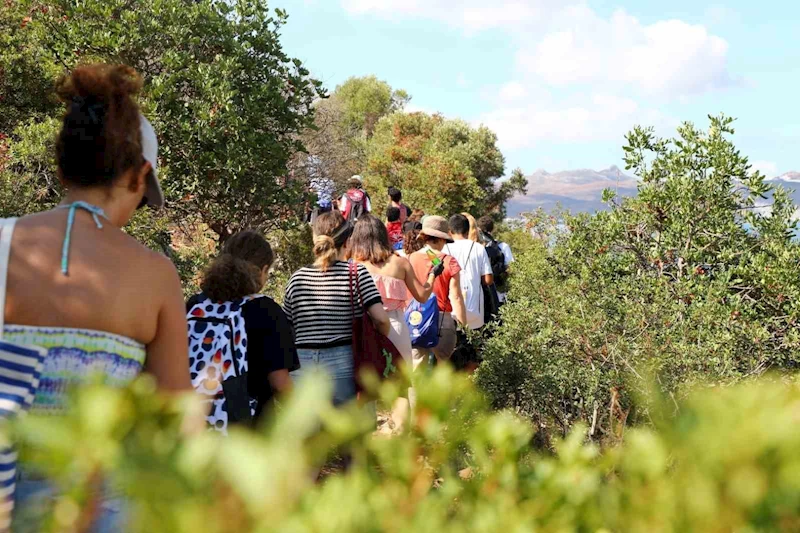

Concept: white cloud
[[456, 73, 469, 88], [341, 0, 557, 31], [344, 2, 735, 99], [343, 1, 738, 157], [751, 160, 778, 178], [478, 93, 673, 149], [518, 7, 734, 96], [498, 82, 528, 102]]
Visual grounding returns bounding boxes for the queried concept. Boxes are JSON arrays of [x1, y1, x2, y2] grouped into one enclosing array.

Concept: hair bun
[[56, 64, 142, 103]]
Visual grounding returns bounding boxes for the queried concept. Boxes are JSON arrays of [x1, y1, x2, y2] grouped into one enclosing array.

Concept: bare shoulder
[[390, 254, 410, 267], [146, 248, 182, 288], [119, 234, 182, 290]]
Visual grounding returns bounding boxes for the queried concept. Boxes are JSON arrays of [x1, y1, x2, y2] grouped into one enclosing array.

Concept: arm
[[268, 369, 293, 396], [479, 247, 494, 286], [403, 258, 434, 303], [357, 264, 391, 336], [145, 258, 192, 392], [449, 273, 467, 326], [367, 303, 391, 336]]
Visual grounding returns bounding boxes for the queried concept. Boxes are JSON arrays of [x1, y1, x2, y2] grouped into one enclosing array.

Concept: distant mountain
[[506, 168, 800, 217], [766, 172, 800, 214], [773, 171, 800, 183], [506, 166, 638, 216]]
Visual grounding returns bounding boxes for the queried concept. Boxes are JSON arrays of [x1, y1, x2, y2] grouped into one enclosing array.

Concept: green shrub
[[477, 116, 800, 445], [12, 367, 800, 531]]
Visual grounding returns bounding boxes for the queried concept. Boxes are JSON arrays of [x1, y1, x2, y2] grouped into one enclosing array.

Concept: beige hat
[[418, 215, 453, 243]]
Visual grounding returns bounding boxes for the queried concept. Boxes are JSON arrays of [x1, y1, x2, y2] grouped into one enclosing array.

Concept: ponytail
[[313, 235, 338, 271], [312, 211, 351, 271]]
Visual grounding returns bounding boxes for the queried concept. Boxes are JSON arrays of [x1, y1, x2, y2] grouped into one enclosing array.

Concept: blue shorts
[[292, 345, 356, 406]]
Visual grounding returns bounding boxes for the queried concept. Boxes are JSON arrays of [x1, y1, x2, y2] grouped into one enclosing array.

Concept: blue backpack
[[405, 293, 441, 348]]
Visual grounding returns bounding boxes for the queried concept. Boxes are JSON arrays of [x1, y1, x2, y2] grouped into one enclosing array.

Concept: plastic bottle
[[426, 248, 442, 267]]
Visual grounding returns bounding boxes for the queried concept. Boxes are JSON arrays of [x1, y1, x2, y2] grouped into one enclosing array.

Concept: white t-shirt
[[444, 239, 492, 330], [498, 242, 514, 265], [496, 242, 514, 303]]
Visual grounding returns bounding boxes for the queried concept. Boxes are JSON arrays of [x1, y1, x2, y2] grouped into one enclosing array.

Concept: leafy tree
[[477, 115, 800, 444], [290, 75, 408, 202], [364, 112, 523, 217], [0, 0, 323, 242], [334, 75, 409, 138]]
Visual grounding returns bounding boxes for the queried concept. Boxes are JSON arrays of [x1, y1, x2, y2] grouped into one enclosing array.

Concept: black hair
[[201, 231, 274, 302], [402, 219, 422, 233], [388, 186, 402, 203], [386, 206, 401, 223], [448, 214, 470, 237], [477, 216, 495, 235]]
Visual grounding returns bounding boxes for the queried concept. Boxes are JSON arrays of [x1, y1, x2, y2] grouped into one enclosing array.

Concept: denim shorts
[[13, 473, 126, 533], [292, 345, 356, 406]]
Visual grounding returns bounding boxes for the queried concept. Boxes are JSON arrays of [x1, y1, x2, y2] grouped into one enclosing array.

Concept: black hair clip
[[331, 220, 354, 247]]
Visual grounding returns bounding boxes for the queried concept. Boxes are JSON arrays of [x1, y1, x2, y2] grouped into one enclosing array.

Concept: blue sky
[[275, 0, 800, 178]]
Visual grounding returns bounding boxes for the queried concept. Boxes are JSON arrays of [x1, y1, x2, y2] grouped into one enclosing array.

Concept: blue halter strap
[[57, 201, 109, 275]]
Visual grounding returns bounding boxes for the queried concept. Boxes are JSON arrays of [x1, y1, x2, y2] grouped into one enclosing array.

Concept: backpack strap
[[0, 219, 16, 340], [465, 241, 475, 265]]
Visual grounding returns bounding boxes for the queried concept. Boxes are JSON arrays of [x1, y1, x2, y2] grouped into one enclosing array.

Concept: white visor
[[139, 115, 164, 207]]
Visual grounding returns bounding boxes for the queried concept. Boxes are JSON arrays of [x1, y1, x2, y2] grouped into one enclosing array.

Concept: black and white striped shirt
[[283, 261, 383, 348]]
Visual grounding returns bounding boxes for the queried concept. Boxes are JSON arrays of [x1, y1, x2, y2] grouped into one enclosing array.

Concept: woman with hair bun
[[283, 211, 390, 406], [186, 231, 298, 433], [3, 64, 191, 530]]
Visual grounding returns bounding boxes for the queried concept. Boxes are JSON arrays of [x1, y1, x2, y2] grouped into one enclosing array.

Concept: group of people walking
[[0, 64, 513, 530]]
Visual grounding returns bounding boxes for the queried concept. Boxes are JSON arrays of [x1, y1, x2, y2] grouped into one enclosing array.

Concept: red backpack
[[343, 189, 368, 221]]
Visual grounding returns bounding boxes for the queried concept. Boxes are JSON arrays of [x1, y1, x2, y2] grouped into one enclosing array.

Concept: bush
[[12, 366, 800, 531], [476, 116, 800, 446]]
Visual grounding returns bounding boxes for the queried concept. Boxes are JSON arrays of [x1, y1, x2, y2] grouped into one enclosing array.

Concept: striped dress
[[283, 261, 382, 348], [3, 326, 145, 532], [2, 326, 146, 416]]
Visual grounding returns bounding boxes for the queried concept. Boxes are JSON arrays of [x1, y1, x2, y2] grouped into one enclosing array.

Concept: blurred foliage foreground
[[10, 367, 800, 532]]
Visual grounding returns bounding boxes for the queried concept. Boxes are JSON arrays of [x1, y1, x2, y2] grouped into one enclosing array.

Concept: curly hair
[[200, 231, 274, 302], [55, 64, 146, 188]]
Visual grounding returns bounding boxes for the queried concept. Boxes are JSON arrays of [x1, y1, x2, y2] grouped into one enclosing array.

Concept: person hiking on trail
[[4, 64, 193, 531], [477, 216, 513, 303], [307, 175, 335, 225], [388, 186, 412, 225], [408, 216, 467, 368], [339, 175, 371, 222], [350, 214, 443, 430], [445, 214, 494, 331], [386, 206, 404, 250], [186, 231, 299, 434], [284, 211, 390, 406]]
